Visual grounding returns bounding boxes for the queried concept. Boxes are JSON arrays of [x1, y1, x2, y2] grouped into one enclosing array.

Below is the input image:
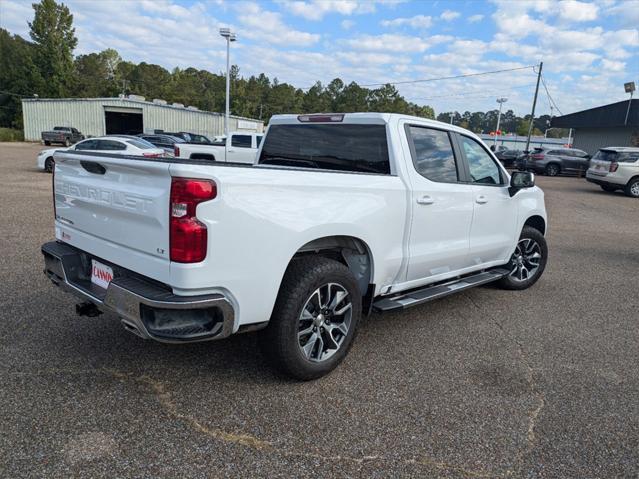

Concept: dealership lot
[[1, 142, 638, 478]]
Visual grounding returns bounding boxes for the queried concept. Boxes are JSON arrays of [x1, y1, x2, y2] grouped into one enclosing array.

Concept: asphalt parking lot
[[1, 141, 638, 478]]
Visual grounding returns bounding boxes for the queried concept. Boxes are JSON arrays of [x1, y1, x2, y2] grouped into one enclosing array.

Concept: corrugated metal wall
[[573, 127, 637, 155], [22, 98, 263, 141]]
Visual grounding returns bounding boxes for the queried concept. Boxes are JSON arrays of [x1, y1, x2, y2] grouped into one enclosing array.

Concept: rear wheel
[[600, 185, 617, 193], [545, 163, 560, 176], [259, 257, 361, 380], [44, 157, 54, 173], [625, 178, 639, 198], [497, 226, 548, 290]]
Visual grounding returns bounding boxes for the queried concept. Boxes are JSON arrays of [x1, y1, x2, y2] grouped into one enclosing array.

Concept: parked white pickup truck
[[42, 113, 548, 380], [174, 131, 263, 163]]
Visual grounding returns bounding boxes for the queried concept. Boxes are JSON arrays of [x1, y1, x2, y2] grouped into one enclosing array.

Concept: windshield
[[259, 124, 390, 174], [53, 127, 69, 131]]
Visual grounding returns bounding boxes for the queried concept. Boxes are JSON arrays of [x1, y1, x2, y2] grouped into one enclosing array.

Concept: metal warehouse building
[[551, 99, 638, 155], [21, 96, 263, 141]]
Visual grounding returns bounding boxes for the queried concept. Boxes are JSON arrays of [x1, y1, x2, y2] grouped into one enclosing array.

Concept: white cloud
[[600, 58, 626, 71], [341, 19, 355, 30], [278, 0, 389, 21], [381, 14, 432, 29], [606, 0, 639, 27], [0, 0, 33, 37], [440, 10, 460, 21], [236, 3, 320, 46], [557, 0, 599, 22], [344, 33, 435, 53], [468, 14, 484, 23]]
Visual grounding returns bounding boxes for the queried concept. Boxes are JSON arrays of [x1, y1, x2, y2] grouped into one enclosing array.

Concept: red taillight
[[609, 161, 619, 172], [174, 145, 180, 157], [170, 178, 217, 263], [530, 154, 544, 160]]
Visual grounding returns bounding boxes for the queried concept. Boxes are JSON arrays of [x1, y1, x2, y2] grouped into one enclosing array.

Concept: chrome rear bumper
[[42, 241, 235, 343]]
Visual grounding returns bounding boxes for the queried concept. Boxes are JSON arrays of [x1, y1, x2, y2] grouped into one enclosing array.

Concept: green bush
[[0, 128, 25, 142]]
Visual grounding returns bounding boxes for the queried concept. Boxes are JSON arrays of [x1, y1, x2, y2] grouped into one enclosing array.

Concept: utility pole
[[219, 28, 237, 138], [493, 97, 507, 147], [525, 62, 543, 154], [450, 112, 454, 125]]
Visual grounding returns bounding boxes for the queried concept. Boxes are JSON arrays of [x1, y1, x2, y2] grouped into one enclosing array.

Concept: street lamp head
[[219, 27, 236, 40], [496, 97, 508, 104]]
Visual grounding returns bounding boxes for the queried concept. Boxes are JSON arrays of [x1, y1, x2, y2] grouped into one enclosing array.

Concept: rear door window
[[405, 125, 459, 183], [97, 140, 126, 150], [231, 135, 252, 148], [259, 124, 390, 174]]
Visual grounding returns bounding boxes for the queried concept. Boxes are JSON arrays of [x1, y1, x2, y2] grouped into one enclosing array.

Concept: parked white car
[[174, 131, 263, 164], [37, 136, 165, 172], [586, 147, 639, 197], [42, 113, 548, 380]]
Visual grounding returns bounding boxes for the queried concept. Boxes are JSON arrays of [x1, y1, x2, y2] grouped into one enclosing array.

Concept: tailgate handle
[[80, 161, 106, 175]]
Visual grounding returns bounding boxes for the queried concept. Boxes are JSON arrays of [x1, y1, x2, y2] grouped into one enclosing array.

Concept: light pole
[[219, 27, 237, 138], [493, 97, 507, 147]]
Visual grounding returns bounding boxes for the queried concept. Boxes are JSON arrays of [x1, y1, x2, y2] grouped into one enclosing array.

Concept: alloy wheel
[[298, 283, 352, 363], [631, 181, 639, 197], [509, 238, 542, 282]]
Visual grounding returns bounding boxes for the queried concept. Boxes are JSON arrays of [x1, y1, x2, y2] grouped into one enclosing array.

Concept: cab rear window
[[259, 124, 390, 174]]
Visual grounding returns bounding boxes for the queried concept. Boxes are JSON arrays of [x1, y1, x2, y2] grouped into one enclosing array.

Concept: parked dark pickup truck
[[41, 127, 84, 146]]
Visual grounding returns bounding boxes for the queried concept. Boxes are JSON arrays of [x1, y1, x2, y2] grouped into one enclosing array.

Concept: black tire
[[624, 178, 639, 198], [44, 141, 51, 146], [600, 185, 617, 193], [44, 157, 54, 173], [259, 256, 361, 380], [545, 163, 560, 176], [497, 226, 548, 291]]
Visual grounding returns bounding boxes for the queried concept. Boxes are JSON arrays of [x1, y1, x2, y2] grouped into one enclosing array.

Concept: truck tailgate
[[53, 151, 172, 283]]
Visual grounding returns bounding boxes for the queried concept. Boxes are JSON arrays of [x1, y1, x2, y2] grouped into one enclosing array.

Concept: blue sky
[[1, 0, 638, 116]]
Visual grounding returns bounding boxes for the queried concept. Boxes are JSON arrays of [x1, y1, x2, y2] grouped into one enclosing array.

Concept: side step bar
[[373, 268, 511, 312]]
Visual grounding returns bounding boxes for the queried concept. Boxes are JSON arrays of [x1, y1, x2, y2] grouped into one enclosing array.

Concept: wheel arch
[[626, 175, 639, 186], [523, 215, 546, 235]]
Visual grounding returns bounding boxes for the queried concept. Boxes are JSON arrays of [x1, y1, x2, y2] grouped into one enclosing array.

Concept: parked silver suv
[[586, 147, 639, 198]]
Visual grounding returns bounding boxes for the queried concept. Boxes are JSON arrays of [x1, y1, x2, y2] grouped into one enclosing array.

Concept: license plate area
[[91, 259, 113, 290]]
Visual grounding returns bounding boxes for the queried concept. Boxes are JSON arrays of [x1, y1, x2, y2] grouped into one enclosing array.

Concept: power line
[[301, 65, 536, 90], [540, 75, 563, 116], [409, 83, 537, 101]]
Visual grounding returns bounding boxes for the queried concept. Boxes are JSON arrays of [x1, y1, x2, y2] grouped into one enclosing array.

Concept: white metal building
[[21, 96, 263, 141]]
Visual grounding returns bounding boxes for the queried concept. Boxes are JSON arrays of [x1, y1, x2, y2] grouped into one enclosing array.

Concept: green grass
[[0, 128, 25, 142]]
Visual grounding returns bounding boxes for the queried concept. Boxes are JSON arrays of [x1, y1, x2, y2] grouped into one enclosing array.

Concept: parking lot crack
[[104, 368, 272, 450], [464, 293, 546, 477]]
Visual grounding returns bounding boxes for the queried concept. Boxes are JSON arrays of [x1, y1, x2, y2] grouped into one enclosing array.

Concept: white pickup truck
[[42, 113, 548, 380], [174, 131, 263, 163]]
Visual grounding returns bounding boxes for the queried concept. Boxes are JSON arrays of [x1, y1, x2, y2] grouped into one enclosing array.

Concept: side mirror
[[509, 171, 535, 197]]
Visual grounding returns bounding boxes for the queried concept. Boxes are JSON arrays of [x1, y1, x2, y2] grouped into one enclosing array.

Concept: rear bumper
[[42, 241, 236, 343], [586, 171, 626, 187]]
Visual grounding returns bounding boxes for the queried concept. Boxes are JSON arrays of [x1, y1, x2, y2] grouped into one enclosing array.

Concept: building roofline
[[21, 97, 262, 123], [551, 99, 638, 128]]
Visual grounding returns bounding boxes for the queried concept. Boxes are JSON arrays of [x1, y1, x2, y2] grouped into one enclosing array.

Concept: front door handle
[[416, 195, 434, 205], [475, 195, 488, 204]]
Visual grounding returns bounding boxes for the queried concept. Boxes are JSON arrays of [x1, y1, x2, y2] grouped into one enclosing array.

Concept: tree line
[[1, 0, 565, 139]]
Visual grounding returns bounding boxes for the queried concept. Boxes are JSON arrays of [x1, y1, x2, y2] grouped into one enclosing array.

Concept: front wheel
[[497, 226, 548, 291], [259, 257, 361, 380], [624, 178, 639, 198], [44, 157, 54, 173], [545, 163, 560, 176]]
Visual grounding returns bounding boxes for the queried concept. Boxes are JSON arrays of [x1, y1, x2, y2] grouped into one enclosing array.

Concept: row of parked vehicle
[[492, 144, 639, 198], [36, 129, 263, 171]]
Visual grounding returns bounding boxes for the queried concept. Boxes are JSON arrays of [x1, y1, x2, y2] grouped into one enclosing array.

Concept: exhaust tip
[[120, 318, 145, 339]]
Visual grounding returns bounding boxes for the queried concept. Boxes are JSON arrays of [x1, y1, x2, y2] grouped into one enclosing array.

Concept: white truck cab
[[175, 131, 263, 164], [42, 113, 547, 380]]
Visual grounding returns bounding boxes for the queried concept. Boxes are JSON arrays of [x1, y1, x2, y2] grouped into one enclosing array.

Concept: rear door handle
[[416, 195, 434, 205], [475, 195, 488, 204]]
